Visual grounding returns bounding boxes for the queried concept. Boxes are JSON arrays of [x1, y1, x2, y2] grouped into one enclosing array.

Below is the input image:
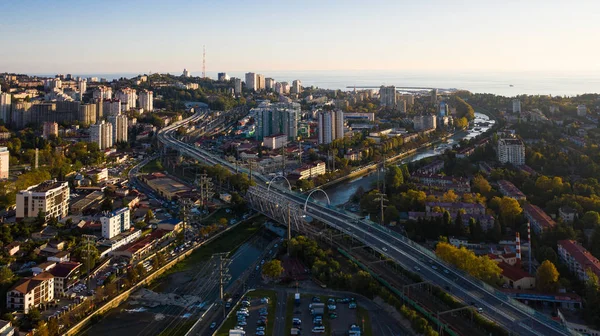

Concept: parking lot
[[292, 294, 361, 335], [230, 295, 273, 336]]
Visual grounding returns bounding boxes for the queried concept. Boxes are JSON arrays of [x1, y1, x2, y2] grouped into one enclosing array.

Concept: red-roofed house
[[498, 262, 535, 289], [523, 204, 556, 235], [6, 272, 54, 313], [558, 240, 600, 282]]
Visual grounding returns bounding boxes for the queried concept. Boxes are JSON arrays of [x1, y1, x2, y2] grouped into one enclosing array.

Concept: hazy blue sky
[[1, 0, 599, 74]]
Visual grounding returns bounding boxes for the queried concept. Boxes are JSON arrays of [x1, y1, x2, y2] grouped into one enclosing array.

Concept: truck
[[294, 293, 301, 305], [228, 330, 245, 336], [310, 303, 325, 316], [290, 327, 301, 335]]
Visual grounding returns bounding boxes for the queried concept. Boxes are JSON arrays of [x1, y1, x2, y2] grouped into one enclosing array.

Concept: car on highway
[[431, 265, 438, 270], [414, 266, 421, 271], [209, 322, 216, 329], [382, 247, 388, 252], [443, 269, 450, 274]]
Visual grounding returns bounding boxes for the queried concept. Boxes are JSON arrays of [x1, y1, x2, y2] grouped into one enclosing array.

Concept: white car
[[382, 247, 388, 252]]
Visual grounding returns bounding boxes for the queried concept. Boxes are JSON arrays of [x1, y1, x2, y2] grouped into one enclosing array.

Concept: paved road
[[273, 289, 287, 336], [157, 111, 571, 336]]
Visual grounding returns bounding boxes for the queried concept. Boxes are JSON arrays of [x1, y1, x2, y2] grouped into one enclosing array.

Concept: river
[[322, 112, 495, 206]]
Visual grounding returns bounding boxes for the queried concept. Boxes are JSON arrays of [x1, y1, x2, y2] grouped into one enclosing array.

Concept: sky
[[1, 0, 599, 75]]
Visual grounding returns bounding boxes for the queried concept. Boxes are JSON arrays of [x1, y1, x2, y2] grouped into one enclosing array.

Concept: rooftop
[[523, 204, 556, 230], [24, 179, 67, 193], [558, 240, 600, 278], [499, 262, 533, 281], [10, 272, 54, 294], [49, 262, 81, 278]]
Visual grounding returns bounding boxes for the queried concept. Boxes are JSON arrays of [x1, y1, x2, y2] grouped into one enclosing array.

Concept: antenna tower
[[202, 45, 206, 78]]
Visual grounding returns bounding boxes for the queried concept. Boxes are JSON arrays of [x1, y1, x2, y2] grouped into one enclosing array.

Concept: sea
[[42, 70, 600, 97]]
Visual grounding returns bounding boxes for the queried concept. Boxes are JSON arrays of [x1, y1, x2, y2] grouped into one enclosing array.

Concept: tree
[[442, 190, 459, 202], [536, 246, 558, 264], [536, 260, 560, 293], [385, 166, 404, 192], [34, 321, 49, 336], [582, 211, 600, 229], [144, 209, 155, 223], [400, 165, 410, 180], [101, 198, 113, 211], [583, 269, 600, 328], [472, 175, 491, 194], [0, 266, 14, 285], [262, 260, 284, 279], [384, 205, 400, 224], [218, 217, 228, 227]]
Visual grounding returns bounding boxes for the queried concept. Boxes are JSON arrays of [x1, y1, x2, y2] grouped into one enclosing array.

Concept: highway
[[157, 111, 572, 336]]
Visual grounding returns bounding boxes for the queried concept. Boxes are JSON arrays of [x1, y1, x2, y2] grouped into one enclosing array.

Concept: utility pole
[[287, 203, 292, 255], [249, 160, 253, 185], [215, 253, 231, 317], [82, 234, 96, 290], [374, 192, 388, 226], [382, 153, 386, 193], [282, 143, 286, 176]]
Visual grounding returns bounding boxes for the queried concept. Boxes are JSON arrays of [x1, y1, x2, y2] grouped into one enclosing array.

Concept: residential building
[[233, 78, 242, 95], [93, 86, 112, 100], [523, 204, 556, 235], [42, 121, 59, 139], [577, 104, 587, 117], [90, 120, 114, 150], [497, 138, 525, 165], [379, 86, 396, 108], [0, 147, 9, 179], [103, 99, 121, 116], [78, 104, 97, 125], [16, 180, 69, 221], [6, 272, 54, 313], [108, 113, 128, 143], [557, 240, 600, 282], [263, 134, 287, 150], [253, 101, 300, 141], [425, 202, 486, 215], [318, 110, 344, 145], [217, 72, 229, 81], [413, 114, 437, 131], [497, 180, 526, 200], [512, 99, 521, 113], [265, 78, 275, 90], [183, 68, 191, 77], [274, 82, 290, 94], [293, 161, 326, 180], [344, 112, 375, 122], [101, 207, 131, 239], [245, 72, 257, 91], [138, 89, 153, 112], [498, 262, 535, 290], [115, 88, 137, 110], [0, 90, 11, 124], [77, 79, 87, 101], [431, 89, 438, 104], [256, 74, 265, 90], [48, 261, 81, 297], [291, 80, 302, 94]]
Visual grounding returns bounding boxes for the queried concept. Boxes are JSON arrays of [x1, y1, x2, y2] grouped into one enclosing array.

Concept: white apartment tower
[[103, 99, 121, 116], [379, 86, 397, 108], [115, 88, 137, 110], [108, 114, 128, 143], [101, 207, 131, 239], [245, 72, 257, 91], [577, 104, 587, 117], [0, 147, 9, 179], [90, 120, 113, 150], [77, 80, 87, 101], [265, 78, 275, 90], [183, 69, 191, 77], [138, 89, 153, 112], [318, 110, 344, 145], [512, 99, 521, 113], [497, 138, 525, 165], [254, 102, 301, 141], [93, 86, 112, 100], [16, 180, 70, 221], [0, 89, 11, 124], [233, 78, 242, 95], [291, 80, 302, 94], [256, 74, 265, 90]]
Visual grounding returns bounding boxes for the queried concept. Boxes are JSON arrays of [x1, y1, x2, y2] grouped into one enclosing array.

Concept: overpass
[[157, 111, 574, 336]]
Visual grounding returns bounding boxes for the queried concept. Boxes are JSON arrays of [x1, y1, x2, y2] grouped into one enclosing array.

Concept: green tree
[[582, 211, 600, 229], [262, 260, 284, 279], [0, 266, 14, 285], [384, 205, 400, 224], [583, 269, 600, 328], [385, 166, 404, 192], [472, 175, 491, 194], [144, 209, 155, 223], [536, 260, 560, 293]]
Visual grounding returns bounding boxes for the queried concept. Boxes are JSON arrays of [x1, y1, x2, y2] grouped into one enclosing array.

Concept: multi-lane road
[[157, 111, 572, 336]]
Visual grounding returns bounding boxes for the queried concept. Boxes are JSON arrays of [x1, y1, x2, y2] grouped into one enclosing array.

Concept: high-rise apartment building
[[253, 102, 300, 141], [0, 147, 9, 179], [245, 72, 257, 91], [497, 137, 525, 165], [42, 122, 59, 139], [90, 120, 113, 150], [265, 78, 275, 90], [291, 80, 302, 94], [218, 72, 229, 81], [0, 89, 11, 124], [577, 104, 587, 117], [138, 89, 153, 112], [93, 86, 112, 100], [233, 78, 242, 95], [108, 114, 128, 143], [318, 110, 345, 145], [256, 74, 265, 90], [431, 89, 438, 104], [78, 104, 97, 125], [101, 207, 131, 239], [413, 114, 437, 130], [379, 86, 396, 108], [115, 88, 137, 110], [103, 99, 121, 117], [512, 99, 522, 113], [183, 69, 191, 77], [16, 179, 70, 221], [77, 80, 87, 101]]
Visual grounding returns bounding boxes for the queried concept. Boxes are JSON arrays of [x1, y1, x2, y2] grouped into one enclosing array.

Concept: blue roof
[[160, 218, 183, 225]]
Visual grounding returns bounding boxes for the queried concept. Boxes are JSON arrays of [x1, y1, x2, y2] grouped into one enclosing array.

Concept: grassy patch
[[357, 306, 373, 336], [140, 158, 163, 173]]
